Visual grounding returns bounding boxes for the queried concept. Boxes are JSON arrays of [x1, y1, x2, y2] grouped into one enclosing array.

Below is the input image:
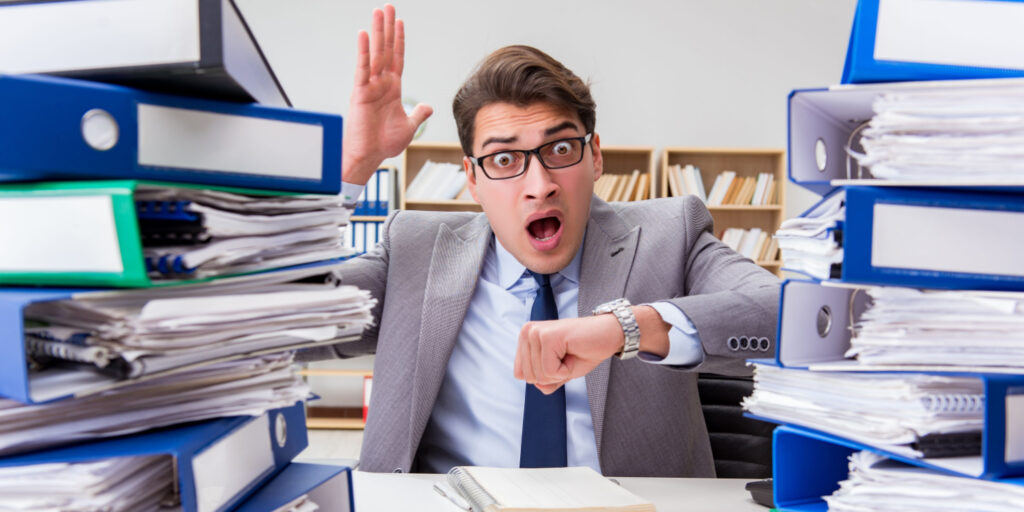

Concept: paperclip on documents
[[0, 180, 354, 287], [0, 261, 373, 405]]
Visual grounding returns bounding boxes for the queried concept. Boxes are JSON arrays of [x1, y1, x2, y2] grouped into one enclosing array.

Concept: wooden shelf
[[705, 205, 784, 212], [306, 417, 366, 430], [351, 215, 387, 222], [661, 147, 786, 276]]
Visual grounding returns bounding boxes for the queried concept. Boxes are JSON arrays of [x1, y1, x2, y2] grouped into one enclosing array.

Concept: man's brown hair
[[453, 45, 596, 156]]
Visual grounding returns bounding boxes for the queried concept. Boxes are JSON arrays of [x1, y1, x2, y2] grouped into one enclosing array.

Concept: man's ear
[[591, 132, 603, 182], [464, 156, 481, 203]]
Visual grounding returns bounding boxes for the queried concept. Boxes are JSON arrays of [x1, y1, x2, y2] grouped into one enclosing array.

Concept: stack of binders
[[745, 0, 1024, 510], [0, 1, 359, 510]]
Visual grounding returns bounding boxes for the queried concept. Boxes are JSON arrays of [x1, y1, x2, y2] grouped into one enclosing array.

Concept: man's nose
[[522, 154, 557, 200]]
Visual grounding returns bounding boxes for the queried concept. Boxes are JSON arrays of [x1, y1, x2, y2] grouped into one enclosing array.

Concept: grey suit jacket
[[315, 195, 779, 477]]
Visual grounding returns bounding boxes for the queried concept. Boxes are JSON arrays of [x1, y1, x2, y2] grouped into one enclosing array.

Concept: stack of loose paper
[[846, 287, 1024, 371], [825, 451, 1024, 512], [850, 86, 1024, 183], [742, 364, 983, 461], [136, 184, 353, 280], [0, 455, 173, 512], [23, 262, 373, 388], [775, 190, 844, 278], [0, 354, 306, 457]]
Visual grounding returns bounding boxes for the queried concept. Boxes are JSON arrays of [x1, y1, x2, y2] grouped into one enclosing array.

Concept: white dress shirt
[[416, 234, 704, 474]]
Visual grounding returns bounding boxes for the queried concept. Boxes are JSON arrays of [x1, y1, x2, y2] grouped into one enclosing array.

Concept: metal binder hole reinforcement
[[817, 305, 832, 338], [81, 108, 119, 151], [815, 138, 827, 172], [275, 412, 288, 449]]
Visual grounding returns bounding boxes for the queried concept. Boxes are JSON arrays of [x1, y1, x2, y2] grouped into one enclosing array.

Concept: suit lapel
[[408, 215, 491, 460], [579, 197, 640, 459]]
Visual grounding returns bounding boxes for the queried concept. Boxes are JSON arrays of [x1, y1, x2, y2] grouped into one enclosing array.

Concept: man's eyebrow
[[480, 135, 517, 149], [545, 121, 581, 137]]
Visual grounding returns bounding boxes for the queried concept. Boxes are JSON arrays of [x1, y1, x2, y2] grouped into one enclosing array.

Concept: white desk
[[352, 471, 766, 512]]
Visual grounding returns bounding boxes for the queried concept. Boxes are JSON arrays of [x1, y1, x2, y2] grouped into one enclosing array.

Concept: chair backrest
[[697, 373, 774, 479]]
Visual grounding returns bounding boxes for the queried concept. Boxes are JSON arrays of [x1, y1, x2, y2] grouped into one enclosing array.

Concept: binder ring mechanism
[[844, 120, 871, 180], [81, 108, 119, 151]]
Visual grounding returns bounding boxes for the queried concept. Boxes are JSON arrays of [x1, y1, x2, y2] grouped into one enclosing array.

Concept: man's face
[[464, 101, 602, 274]]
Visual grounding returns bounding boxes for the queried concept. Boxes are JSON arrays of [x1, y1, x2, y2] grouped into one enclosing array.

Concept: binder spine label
[[871, 203, 1024, 278], [1006, 391, 1024, 464], [0, 195, 123, 273], [875, 0, 1024, 71], [137, 104, 324, 180], [192, 414, 274, 512]]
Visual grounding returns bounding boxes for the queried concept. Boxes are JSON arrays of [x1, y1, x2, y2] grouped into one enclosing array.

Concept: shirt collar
[[494, 234, 583, 290]]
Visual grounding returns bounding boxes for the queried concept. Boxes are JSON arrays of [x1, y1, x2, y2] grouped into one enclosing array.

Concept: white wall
[[237, 0, 858, 218]]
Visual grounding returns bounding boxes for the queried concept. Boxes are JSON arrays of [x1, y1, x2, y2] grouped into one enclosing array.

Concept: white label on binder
[[0, 0, 200, 73], [0, 195, 123, 273], [872, 204, 1024, 277], [875, 0, 1024, 71], [137, 104, 324, 180], [192, 414, 274, 512], [1006, 393, 1024, 464]]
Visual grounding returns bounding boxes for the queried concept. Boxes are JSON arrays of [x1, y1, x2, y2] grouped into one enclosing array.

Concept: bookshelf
[[400, 141, 657, 212], [301, 368, 372, 430], [660, 148, 786, 274]]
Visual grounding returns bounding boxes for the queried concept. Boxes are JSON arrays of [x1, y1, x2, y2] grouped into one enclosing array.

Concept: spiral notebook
[[446, 466, 654, 512]]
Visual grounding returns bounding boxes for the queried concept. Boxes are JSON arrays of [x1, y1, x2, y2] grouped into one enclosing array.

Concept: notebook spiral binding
[[25, 334, 113, 368], [447, 467, 497, 512], [920, 394, 985, 414]]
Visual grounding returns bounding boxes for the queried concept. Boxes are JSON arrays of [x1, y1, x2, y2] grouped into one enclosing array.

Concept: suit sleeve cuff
[[638, 301, 704, 366], [341, 181, 365, 209]]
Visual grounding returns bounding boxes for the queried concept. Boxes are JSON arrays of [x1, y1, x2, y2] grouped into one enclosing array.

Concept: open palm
[[343, 5, 433, 187]]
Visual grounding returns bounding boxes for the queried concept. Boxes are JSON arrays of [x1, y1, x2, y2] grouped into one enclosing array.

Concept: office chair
[[697, 373, 775, 479]]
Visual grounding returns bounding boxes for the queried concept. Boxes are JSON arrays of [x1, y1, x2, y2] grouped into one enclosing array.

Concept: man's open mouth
[[527, 216, 561, 242]]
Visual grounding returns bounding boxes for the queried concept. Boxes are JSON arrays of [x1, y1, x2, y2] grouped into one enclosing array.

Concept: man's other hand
[[343, 4, 433, 186]]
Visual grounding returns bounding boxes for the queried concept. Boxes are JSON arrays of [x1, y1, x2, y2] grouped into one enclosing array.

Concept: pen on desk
[[433, 482, 472, 511]]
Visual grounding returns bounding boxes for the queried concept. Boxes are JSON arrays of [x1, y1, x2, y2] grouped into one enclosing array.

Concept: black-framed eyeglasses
[[468, 133, 593, 180]]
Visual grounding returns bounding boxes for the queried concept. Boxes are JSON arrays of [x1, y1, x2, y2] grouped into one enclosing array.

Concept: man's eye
[[552, 141, 572, 155], [493, 153, 515, 167]]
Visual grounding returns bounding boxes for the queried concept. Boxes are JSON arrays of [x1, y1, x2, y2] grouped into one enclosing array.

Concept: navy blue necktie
[[520, 271, 568, 468]]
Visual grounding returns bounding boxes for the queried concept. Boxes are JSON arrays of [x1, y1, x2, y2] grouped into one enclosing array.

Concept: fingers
[[516, 322, 572, 388], [407, 103, 434, 131], [353, 30, 370, 86], [369, 8, 385, 77], [393, 18, 406, 75], [383, 4, 396, 61]]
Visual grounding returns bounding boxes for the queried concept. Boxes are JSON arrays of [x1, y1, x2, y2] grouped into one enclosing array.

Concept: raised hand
[[342, 4, 433, 186]]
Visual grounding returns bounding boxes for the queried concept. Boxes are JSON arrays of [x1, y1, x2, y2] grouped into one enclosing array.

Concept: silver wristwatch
[[593, 298, 641, 360]]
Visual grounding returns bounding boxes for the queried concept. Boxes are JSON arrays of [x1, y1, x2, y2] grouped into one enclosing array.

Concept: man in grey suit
[[317, 5, 780, 477]]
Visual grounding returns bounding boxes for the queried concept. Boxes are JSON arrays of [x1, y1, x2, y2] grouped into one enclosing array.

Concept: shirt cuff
[[638, 302, 704, 366], [341, 181, 365, 209]]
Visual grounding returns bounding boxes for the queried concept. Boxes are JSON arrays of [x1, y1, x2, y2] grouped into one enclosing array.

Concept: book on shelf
[[595, 171, 649, 202], [444, 466, 653, 512], [721, 227, 775, 261], [407, 160, 467, 201]]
